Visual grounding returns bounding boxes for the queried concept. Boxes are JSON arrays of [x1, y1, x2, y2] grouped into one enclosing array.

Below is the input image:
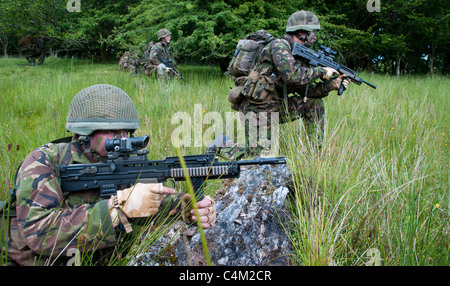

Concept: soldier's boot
[[26, 56, 36, 66], [218, 140, 266, 160], [130, 66, 138, 76], [205, 133, 245, 160], [206, 133, 233, 153]]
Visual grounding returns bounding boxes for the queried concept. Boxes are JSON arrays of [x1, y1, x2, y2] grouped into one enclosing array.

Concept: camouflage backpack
[[141, 41, 155, 66], [227, 30, 275, 78], [227, 30, 276, 110]]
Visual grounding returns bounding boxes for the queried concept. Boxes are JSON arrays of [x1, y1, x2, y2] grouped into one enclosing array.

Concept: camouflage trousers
[[144, 64, 176, 82], [156, 64, 177, 81], [219, 94, 325, 160]]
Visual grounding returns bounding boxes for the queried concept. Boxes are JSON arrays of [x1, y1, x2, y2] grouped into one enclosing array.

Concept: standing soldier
[[219, 10, 350, 160], [2, 84, 216, 266]]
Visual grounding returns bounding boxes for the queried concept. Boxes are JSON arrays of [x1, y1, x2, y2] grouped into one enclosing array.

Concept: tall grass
[[282, 74, 449, 265], [0, 56, 448, 265]]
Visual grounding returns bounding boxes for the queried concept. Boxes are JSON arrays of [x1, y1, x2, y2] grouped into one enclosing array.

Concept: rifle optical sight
[[318, 45, 337, 60], [105, 136, 149, 153]]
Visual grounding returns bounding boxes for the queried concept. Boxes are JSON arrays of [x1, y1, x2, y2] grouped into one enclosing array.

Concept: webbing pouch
[[242, 70, 274, 104]]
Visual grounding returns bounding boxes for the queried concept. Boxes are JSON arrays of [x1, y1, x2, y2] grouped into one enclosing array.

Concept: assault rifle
[[157, 55, 187, 84], [292, 42, 376, 95], [57, 136, 286, 200]]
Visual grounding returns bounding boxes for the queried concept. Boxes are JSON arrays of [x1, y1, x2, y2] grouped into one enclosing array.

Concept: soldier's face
[[308, 31, 317, 42], [90, 130, 128, 157], [165, 35, 171, 43], [294, 30, 317, 48]]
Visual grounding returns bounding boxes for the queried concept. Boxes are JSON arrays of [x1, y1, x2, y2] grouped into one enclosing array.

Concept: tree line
[[0, 0, 448, 74]]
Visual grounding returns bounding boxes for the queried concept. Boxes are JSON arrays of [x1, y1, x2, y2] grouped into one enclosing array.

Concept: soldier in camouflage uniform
[[220, 11, 350, 160], [2, 84, 216, 266], [118, 49, 142, 75], [19, 36, 47, 66], [147, 29, 178, 80]]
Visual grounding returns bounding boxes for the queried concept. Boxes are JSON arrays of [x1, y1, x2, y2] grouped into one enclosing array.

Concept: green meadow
[[1, 56, 448, 265]]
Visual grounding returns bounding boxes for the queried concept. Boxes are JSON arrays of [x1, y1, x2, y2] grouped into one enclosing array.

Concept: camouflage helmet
[[157, 29, 171, 40], [286, 10, 321, 32], [66, 84, 139, 136]]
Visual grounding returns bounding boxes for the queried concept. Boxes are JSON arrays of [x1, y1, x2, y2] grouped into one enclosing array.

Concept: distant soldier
[[19, 36, 47, 66], [2, 84, 216, 266], [118, 50, 141, 75], [148, 29, 180, 80]]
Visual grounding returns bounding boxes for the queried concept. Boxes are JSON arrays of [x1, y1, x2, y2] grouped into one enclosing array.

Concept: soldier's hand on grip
[[320, 67, 339, 81], [116, 183, 176, 218], [325, 74, 350, 94], [181, 195, 216, 229]]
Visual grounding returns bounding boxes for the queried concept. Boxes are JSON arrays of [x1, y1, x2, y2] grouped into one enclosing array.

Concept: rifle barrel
[[363, 80, 377, 89], [237, 157, 287, 166]]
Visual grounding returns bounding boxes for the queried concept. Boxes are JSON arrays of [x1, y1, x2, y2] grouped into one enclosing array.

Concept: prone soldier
[[118, 50, 141, 75], [2, 84, 216, 266]]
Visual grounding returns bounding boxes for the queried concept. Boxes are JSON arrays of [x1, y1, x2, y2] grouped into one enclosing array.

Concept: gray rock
[[132, 163, 293, 266]]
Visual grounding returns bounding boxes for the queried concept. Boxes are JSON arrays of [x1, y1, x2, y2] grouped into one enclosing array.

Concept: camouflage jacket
[[6, 139, 187, 266], [149, 41, 175, 67], [254, 34, 329, 98]]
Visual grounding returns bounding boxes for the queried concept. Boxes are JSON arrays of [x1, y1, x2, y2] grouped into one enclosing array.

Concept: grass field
[[0, 56, 448, 265]]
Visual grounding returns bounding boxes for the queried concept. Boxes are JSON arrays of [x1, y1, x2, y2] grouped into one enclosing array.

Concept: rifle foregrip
[[337, 75, 349, 96], [190, 177, 205, 201]]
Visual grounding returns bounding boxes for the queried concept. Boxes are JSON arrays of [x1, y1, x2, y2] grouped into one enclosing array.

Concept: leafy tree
[[68, 0, 136, 62], [0, 0, 68, 55], [1, 0, 448, 73], [412, 0, 449, 74], [117, 0, 307, 69], [0, 0, 134, 62]]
